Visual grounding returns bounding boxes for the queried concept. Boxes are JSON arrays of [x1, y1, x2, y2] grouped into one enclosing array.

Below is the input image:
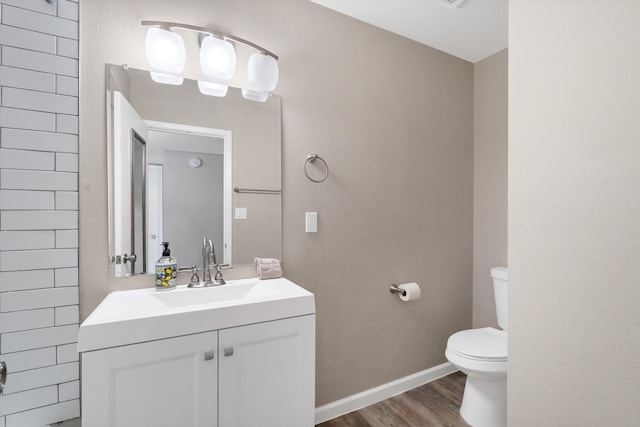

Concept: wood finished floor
[[317, 372, 470, 427]]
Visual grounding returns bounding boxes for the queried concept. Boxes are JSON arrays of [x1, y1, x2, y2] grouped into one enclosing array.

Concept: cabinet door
[[82, 331, 218, 427], [218, 315, 315, 427]]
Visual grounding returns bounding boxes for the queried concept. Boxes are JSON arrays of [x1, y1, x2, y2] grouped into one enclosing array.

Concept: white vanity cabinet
[[218, 315, 315, 426], [81, 331, 219, 427], [81, 315, 315, 427], [78, 278, 316, 426]]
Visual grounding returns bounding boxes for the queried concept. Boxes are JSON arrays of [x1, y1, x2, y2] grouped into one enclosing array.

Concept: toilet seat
[[447, 327, 507, 362]]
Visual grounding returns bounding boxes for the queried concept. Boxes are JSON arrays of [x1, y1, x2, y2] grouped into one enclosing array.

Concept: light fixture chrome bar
[[141, 20, 278, 60]]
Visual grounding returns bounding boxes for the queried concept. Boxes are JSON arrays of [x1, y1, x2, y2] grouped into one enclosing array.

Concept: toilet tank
[[491, 266, 508, 331]]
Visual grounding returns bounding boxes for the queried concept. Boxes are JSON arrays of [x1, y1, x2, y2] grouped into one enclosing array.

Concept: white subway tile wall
[[56, 343, 78, 365], [2, 87, 78, 114], [0, 149, 56, 171], [1, 324, 79, 357], [58, 380, 79, 402], [0, 67, 57, 95], [0, 386, 58, 417], [54, 305, 79, 326], [1, 210, 78, 230], [54, 191, 78, 211], [55, 115, 78, 135], [5, 362, 79, 394], [0, 128, 79, 152], [0, 0, 80, 425], [2, 400, 79, 427], [0, 106, 57, 131], [55, 229, 78, 248], [0, 347, 57, 374], [0, 308, 55, 333], [0, 270, 54, 292], [55, 153, 78, 173], [54, 268, 78, 287], [0, 230, 56, 251], [0, 24, 58, 53], [1, 170, 78, 191], [0, 190, 56, 210]]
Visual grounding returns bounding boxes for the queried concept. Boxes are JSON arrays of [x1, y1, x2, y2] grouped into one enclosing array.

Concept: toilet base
[[459, 374, 506, 427]]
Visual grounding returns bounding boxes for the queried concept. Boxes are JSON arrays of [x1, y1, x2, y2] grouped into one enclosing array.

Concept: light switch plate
[[235, 207, 247, 219], [305, 212, 318, 233]]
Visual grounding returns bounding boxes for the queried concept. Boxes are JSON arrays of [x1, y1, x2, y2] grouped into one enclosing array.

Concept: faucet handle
[[189, 266, 200, 285], [179, 265, 202, 288], [213, 265, 226, 285]]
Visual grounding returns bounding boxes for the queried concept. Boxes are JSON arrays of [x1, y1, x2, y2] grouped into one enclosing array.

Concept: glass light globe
[[149, 72, 184, 85], [200, 36, 236, 81], [198, 80, 229, 97], [241, 87, 269, 102], [246, 53, 279, 92], [145, 28, 186, 75]]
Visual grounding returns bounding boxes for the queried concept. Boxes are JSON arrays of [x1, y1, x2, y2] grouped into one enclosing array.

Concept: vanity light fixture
[[145, 27, 186, 85], [241, 87, 270, 103], [142, 21, 279, 102], [244, 52, 279, 101], [198, 34, 236, 97]]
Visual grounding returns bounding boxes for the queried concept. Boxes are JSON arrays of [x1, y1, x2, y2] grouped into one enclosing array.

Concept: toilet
[[445, 266, 508, 427]]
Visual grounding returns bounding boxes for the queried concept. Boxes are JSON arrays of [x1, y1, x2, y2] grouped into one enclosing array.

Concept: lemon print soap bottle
[[155, 242, 177, 290]]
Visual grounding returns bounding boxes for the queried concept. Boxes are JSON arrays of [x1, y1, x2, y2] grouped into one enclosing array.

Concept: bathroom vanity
[[78, 278, 315, 427]]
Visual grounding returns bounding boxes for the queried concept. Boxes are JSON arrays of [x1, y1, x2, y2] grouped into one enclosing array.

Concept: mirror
[[107, 64, 282, 278]]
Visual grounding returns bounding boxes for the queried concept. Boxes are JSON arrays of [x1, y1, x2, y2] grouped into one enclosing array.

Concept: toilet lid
[[447, 327, 507, 361]]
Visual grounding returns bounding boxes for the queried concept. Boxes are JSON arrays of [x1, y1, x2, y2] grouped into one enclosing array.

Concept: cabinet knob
[[224, 347, 234, 357], [204, 351, 214, 361]]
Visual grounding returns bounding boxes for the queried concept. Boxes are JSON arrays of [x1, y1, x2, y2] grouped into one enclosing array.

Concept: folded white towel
[[254, 257, 283, 280], [254, 257, 279, 266]]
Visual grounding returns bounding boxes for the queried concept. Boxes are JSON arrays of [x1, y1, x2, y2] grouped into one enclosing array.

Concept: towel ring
[[304, 154, 329, 183]]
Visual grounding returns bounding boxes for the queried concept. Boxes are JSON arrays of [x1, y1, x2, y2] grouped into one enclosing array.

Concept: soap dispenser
[[155, 242, 177, 290]]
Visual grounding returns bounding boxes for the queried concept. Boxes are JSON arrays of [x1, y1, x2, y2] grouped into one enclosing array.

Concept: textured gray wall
[[472, 49, 508, 328], [80, 0, 473, 407], [509, 1, 640, 424]]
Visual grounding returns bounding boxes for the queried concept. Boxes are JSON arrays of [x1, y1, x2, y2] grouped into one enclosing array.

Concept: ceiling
[[309, 0, 508, 63]]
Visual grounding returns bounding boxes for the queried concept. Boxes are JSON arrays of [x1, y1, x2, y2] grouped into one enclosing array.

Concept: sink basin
[[152, 280, 265, 308], [78, 277, 315, 352]]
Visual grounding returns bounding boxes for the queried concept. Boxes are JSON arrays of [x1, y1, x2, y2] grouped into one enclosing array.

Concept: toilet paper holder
[[389, 284, 407, 296]]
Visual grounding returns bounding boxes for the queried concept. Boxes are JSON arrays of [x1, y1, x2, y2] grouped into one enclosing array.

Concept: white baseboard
[[314, 362, 458, 424]]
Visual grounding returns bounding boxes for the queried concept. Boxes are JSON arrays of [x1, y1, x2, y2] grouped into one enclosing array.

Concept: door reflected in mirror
[[131, 131, 146, 274], [107, 64, 281, 278], [144, 124, 231, 274]]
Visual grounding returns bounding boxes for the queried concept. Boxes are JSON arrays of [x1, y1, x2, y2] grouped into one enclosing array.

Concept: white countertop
[[78, 277, 315, 352]]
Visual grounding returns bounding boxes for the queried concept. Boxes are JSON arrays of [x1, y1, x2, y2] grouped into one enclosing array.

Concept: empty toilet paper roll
[[398, 282, 421, 302]]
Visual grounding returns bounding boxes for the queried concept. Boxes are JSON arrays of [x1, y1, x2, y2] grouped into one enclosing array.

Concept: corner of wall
[[472, 48, 508, 328]]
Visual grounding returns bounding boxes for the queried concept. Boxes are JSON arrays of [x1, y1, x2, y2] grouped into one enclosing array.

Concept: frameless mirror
[[107, 64, 282, 278]]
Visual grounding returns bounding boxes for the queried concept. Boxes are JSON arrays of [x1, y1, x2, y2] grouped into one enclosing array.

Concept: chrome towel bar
[[233, 187, 281, 195]]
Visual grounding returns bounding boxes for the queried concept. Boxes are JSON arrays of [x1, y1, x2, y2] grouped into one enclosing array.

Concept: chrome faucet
[[211, 242, 226, 286], [202, 237, 225, 286], [202, 237, 213, 285]]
